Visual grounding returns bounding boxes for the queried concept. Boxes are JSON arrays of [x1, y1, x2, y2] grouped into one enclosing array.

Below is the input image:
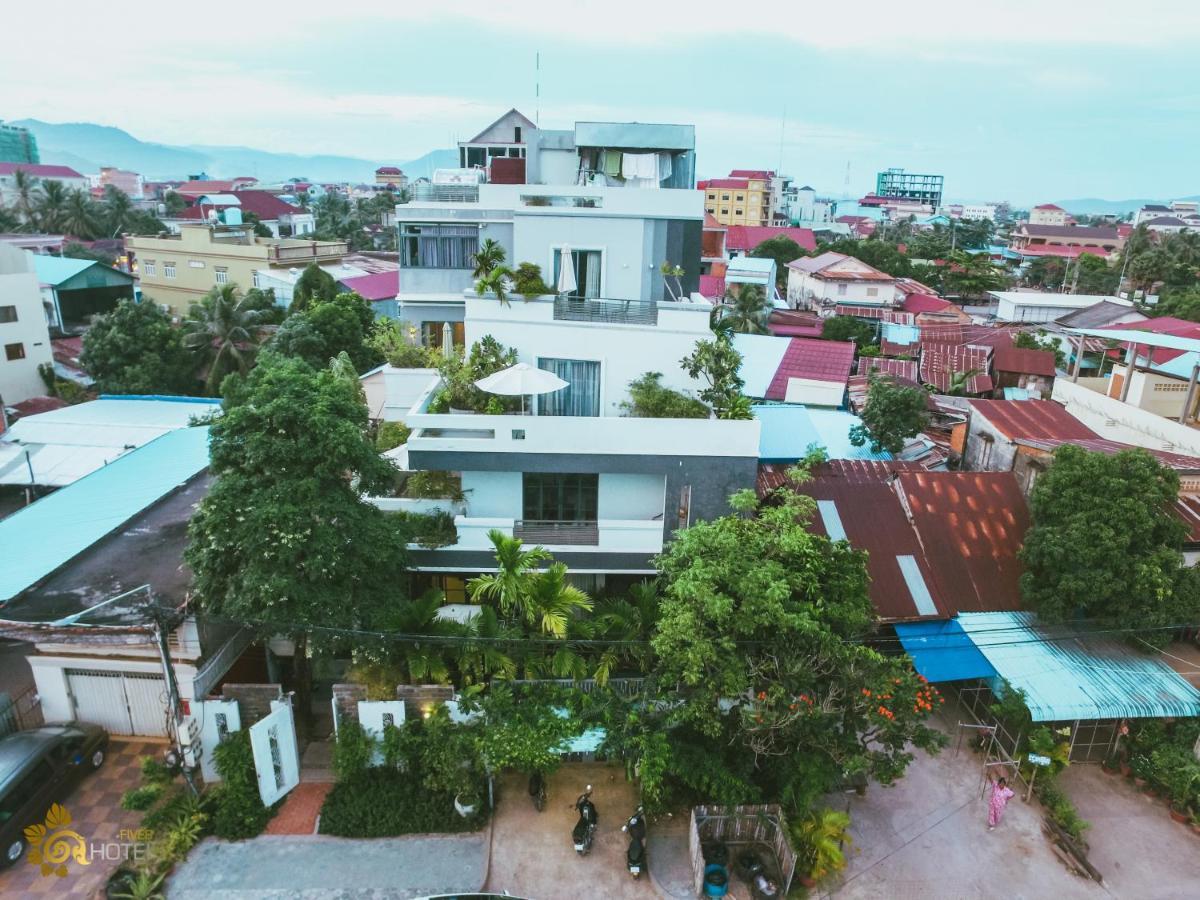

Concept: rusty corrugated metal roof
[[967, 399, 1097, 441]]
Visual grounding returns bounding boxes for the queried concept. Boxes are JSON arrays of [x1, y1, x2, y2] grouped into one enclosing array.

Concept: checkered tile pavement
[[0, 739, 161, 899]]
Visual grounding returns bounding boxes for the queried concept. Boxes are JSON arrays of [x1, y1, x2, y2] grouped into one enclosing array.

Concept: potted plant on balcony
[[512, 262, 553, 301]]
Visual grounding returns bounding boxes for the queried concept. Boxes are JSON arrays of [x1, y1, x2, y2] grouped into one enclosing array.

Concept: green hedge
[[318, 768, 486, 837], [210, 730, 274, 840]]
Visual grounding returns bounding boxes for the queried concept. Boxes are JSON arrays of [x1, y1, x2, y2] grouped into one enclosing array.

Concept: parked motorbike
[[528, 771, 546, 812], [621, 805, 647, 878], [572, 785, 598, 855]]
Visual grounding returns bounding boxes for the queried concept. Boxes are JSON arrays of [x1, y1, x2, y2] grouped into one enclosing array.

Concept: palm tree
[[520, 563, 593, 639], [0, 206, 19, 232], [475, 265, 514, 306], [471, 238, 506, 279], [468, 530, 551, 617], [182, 284, 269, 393], [10, 169, 37, 227], [101, 185, 133, 236], [591, 580, 660, 685], [34, 179, 67, 232], [946, 367, 981, 397], [711, 283, 770, 334], [60, 189, 99, 240]]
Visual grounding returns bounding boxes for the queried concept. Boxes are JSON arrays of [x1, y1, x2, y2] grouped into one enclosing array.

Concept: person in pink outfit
[[988, 775, 1015, 830]]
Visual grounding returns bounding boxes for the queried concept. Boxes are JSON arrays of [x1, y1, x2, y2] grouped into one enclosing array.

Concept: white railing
[[453, 516, 664, 554]]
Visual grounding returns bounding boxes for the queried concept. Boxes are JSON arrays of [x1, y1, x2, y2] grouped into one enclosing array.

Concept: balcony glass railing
[[553, 296, 659, 326], [411, 183, 481, 203], [513, 519, 600, 546]]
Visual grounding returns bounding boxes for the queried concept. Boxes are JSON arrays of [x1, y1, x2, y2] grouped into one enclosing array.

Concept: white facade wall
[[1029, 207, 1068, 226], [597, 473, 666, 519], [786, 270, 893, 308], [0, 245, 53, 405], [960, 204, 997, 221], [1053, 378, 1200, 455], [996, 296, 1083, 323], [461, 470, 521, 516]]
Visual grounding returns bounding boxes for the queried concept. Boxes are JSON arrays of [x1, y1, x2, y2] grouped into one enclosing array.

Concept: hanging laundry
[[602, 150, 622, 178], [657, 152, 673, 184], [622, 152, 658, 180]]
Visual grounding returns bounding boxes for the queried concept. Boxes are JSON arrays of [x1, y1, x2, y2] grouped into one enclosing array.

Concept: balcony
[[411, 183, 480, 203], [268, 240, 349, 262], [553, 296, 659, 326], [454, 516, 664, 554]]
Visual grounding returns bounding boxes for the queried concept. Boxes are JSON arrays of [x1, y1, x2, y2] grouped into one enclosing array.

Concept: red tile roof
[[920, 344, 993, 394], [699, 178, 750, 190], [728, 169, 773, 180], [1174, 495, 1200, 543], [767, 310, 823, 338], [833, 305, 913, 324], [724, 225, 817, 254], [896, 470, 1029, 615], [1033, 203, 1064, 210], [966, 399, 1097, 441], [376, 166, 403, 174], [339, 271, 398, 301], [903, 293, 954, 314], [702, 212, 726, 230], [855, 357, 919, 380], [9, 395, 69, 419], [698, 275, 726, 299], [0, 163, 84, 179], [230, 190, 303, 219], [1015, 245, 1112, 259], [174, 180, 237, 196], [991, 346, 1057, 377], [1098, 317, 1200, 365], [764, 337, 855, 399]]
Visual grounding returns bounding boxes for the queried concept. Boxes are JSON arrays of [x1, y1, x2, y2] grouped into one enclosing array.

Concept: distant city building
[[786, 251, 896, 310], [0, 163, 88, 207], [1134, 201, 1200, 230], [959, 203, 998, 221], [1028, 203, 1068, 227], [1009, 223, 1123, 256], [95, 167, 145, 200], [874, 167, 944, 209], [0, 122, 39, 165], [375, 166, 408, 189], [700, 169, 775, 226]]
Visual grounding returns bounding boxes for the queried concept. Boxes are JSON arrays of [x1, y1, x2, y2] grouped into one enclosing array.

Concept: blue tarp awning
[[894, 619, 998, 683]]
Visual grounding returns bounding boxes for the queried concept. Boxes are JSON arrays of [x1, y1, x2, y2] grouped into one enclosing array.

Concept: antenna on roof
[[535, 52, 541, 127]]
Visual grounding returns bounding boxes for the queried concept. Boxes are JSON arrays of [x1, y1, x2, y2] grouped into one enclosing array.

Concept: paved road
[[168, 832, 489, 899]]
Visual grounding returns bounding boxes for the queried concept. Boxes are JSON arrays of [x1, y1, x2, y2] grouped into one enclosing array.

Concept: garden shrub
[[139, 755, 173, 785], [318, 769, 485, 837], [621, 372, 709, 419], [375, 421, 411, 452], [210, 730, 273, 839], [1035, 777, 1089, 844], [332, 720, 375, 782], [121, 783, 166, 811], [394, 510, 458, 548]]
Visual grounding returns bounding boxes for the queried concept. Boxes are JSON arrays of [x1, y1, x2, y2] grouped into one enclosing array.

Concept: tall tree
[[186, 354, 410, 730], [35, 179, 68, 232], [681, 334, 752, 419], [271, 291, 383, 373], [1020, 445, 1200, 642], [101, 184, 134, 235], [290, 262, 338, 312], [471, 238, 507, 279], [80, 298, 197, 394], [820, 315, 876, 346], [61, 189, 99, 240], [749, 235, 806, 290], [11, 169, 37, 226], [848, 374, 931, 454], [711, 283, 770, 334], [940, 250, 1007, 298], [182, 283, 271, 394]]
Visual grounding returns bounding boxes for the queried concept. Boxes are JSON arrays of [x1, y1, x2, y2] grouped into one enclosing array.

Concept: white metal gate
[[66, 669, 169, 737], [249, 700, 299, 807], [189, 699, 242, 784]]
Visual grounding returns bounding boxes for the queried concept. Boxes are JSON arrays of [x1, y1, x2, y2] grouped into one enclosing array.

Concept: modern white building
[[395, 111, 702, 347], [0, 243, 53, 406], [0, 163, 88, 207], [786, 251, 897, 310], [959, 203, 998, 222], [375, 293, 760, 591], [988, 291, 1133, 324]]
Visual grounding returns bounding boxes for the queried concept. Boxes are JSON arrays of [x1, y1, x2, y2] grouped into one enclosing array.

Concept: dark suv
[[0, 723, 109, 867]]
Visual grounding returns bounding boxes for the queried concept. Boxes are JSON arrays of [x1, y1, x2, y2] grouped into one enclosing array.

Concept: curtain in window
[[538, 358, 601, 417], [552, 250, 602, 298]]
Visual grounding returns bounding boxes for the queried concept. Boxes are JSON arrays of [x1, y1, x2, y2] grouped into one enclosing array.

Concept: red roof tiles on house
[[903, 293, 954, 314], [764, 337, 855, 400], [174, 180, 237, 196], [991, 346, 1057, 377], [854, 357, 920, 380], [728, 169, 774, 180], [698, 275, 726, 299], [339, 271, 399, 301], [920, 344, 993, 394], [724, 225, 817, 254], [0, 163, 84, 179], [1033, 203, 1064, 210], [966, 399, 1097, 441], [699, 178, 751, 190], [1015, 437, 1200, 472]]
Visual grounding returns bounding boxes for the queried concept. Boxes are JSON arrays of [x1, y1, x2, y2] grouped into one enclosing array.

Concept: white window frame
[[143, 261, 156, 276], [836, 283, 848, 296], [164, 263, 177, 279], [215, 268, 229, 284], [252, 271, 263, 289]]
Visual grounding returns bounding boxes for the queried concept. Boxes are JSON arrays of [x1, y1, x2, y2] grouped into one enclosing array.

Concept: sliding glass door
[[522, 473, 599, 522], [537, 358, 601, 417], [552, 249, 602, 298]]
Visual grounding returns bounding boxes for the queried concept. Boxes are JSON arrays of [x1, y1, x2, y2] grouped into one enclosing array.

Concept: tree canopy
[[1019, 445, 1200, 642], [818, 238, 912, 278], [820, 315, 876, 346], [80, 298, 197, 395], [848, 374, 930, 454], [270, 291, 383, 373], [749, 236, 807, 289], [711, 283, 770, 335]]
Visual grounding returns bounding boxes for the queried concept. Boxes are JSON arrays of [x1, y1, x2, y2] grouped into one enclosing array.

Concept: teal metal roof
[[957, 611, 1200, 721], [0, 426, 211, 603], [894, 619, 997, 683], [31, 254, 96, 285]]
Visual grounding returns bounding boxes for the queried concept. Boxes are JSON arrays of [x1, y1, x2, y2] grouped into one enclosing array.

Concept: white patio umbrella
[[556, 243, 577, 296], [474, 362, 569, 414]]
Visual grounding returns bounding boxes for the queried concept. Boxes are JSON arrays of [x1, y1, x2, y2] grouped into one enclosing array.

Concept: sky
[[5, 0, 1200, 204]]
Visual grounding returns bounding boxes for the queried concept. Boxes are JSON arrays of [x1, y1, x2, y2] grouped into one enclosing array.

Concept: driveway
[[1058, 762, 1200, 899], [0, 738, 160, 899], [826, 712, 1104, 900], [168, 831, 489, 899], [485, 763, 657, 900]]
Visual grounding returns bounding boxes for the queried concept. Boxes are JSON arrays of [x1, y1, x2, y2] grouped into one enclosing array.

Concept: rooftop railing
[[411, 183, 481, 203], [553, 295, 659, 326], [269, 241, 349, 261]]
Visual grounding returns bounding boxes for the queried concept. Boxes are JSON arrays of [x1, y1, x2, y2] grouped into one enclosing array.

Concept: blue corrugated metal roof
[[753, 404, 892, 462], [30, 254, 98, 285], [895, 619, 998, 683], [957, 611, 1200, 721], [0, 427, 210, 603]]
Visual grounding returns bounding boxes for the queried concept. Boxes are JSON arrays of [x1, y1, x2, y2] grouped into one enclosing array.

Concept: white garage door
[[66, 669, 169, 737]]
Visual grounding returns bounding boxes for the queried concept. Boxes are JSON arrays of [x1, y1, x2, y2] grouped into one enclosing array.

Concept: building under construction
[[0, 122, 39, 164], [875, 167, 943, 208]]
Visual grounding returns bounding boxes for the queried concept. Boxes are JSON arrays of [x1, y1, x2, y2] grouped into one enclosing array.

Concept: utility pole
[[151, 607, 199, 796]]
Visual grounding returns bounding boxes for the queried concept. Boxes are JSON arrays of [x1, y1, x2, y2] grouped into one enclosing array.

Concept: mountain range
[[1050, 196, 1200, 216], [9, 118, 457, 184]]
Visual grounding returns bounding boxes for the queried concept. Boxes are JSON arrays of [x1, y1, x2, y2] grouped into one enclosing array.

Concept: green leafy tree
[[186, 354, 410, 729], [622, 372, 709, 418], [848, 374, 930, 454], [80, 298, 196, 394], [680, 334, 752, 418], [11, 169, 38, 225], [468, 531, 592, 638], [290, 262, 339, 312], [1012, 330, 1066, 368], [820, 315, 876, 345], [271, 291, 382, 373], [711, 283, 770, 334], [749, 235, 806, 290], [62, 241, 116, 268], [818, 238, 912, 277], [471, 238, 506, 279], [1070, 253, 1119, 295], [1148, 286, 1200, 322], [101, 184, 134, 234], [1019, 445, 1200, 641], [61, 188, 100, 239], [1024, 257, 1067, 291], [163, 191, 187, 217], [182, 284, 271, 394], [641, 478, 945, 812], [35, 179, 68, 232], [941, 250, 1007, 298]]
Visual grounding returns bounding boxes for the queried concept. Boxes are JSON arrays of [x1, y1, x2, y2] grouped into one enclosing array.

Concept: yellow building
[[700, 169, 773, 226], [126, 224, 348, 315]]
